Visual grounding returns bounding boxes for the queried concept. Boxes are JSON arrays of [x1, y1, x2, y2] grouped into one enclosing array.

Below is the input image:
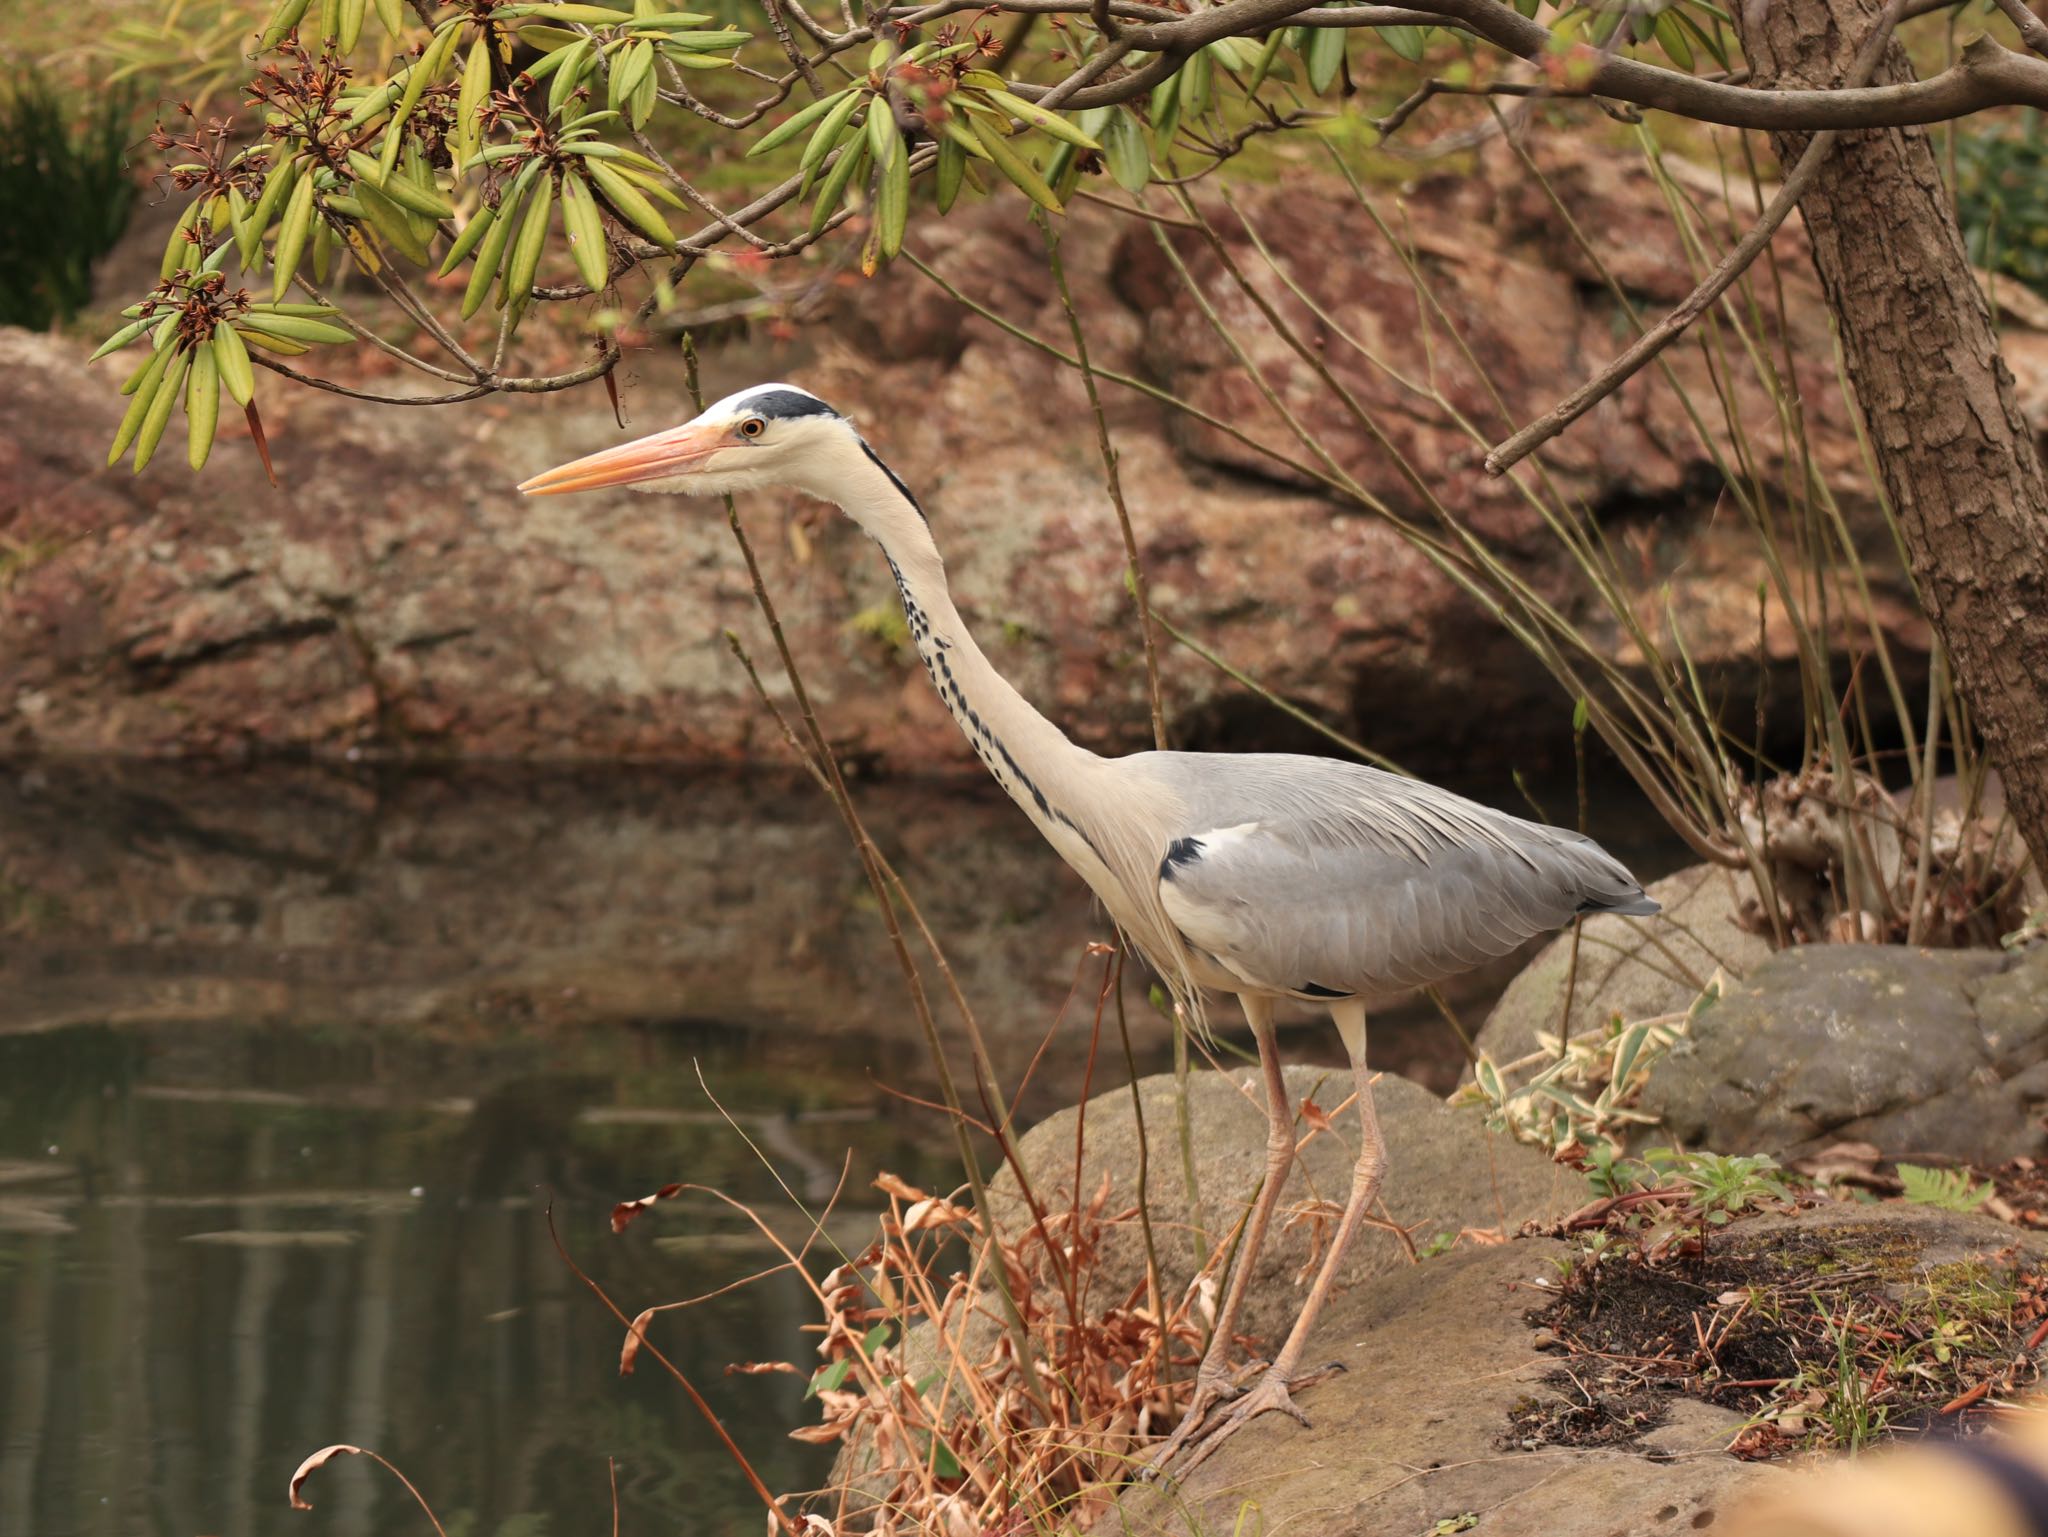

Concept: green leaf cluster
[[91, 0, 1779, 479], [1897, 1163, 1996, 1213]]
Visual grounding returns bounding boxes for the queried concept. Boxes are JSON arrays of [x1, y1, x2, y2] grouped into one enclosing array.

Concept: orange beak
[[518, 421, 733, 496]]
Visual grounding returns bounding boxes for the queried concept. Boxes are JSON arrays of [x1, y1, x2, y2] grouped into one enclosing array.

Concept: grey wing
[[1152, 780, 1655, 999]]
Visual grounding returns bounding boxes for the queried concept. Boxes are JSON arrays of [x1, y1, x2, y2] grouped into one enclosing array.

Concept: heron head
[[518, 383, 851, 500]]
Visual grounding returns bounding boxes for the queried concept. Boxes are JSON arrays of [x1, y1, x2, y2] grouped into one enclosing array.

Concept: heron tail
[[1580, 891, 1662, 917]]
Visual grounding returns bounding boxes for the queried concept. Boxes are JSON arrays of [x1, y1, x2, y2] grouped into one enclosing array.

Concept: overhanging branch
[[1009, 0, 2048, 125]]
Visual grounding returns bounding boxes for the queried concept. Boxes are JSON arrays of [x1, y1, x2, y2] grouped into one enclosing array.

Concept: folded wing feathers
[[1145, 754, 1658, 997]]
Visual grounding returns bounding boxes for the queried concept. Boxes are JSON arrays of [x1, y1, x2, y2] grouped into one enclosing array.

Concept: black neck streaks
[[862, 440, 928, 524], [887, 556, 1060, 827]]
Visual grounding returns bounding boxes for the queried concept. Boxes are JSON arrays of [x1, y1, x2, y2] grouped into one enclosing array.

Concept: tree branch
[[220, 0, 2048, 416], [1402, 0, 2048, 128], [1007, 0, 2048, 123], [1993, 0, 2048, 57], [248, 339, 620, 403]]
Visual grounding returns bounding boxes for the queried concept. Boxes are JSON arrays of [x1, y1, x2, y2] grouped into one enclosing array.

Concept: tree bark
[[1732, 0, 2048, 882]]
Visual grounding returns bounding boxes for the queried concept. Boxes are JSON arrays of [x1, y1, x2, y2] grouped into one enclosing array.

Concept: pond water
[[0, 761, 1687, 1537]]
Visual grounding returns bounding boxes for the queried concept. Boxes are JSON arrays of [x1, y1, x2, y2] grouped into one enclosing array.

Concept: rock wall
[[4, 142, 2016, 770]]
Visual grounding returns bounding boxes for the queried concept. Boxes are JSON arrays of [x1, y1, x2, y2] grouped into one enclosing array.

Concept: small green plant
[[1427, 1517, 1479, 1536], [2005, 909, 2048, 951], [1897, 1163, 1995, 1213], [1457, 975, 1720, 1158], [1673, 1151, 1797, 1227], [1560, 1145, 1800, 1262], [0, 75, 138, 330], [1818, 1307, 1891, 1453], [1562, 1229, 1620, 1278], [1584, 1142, 1650, 1201]]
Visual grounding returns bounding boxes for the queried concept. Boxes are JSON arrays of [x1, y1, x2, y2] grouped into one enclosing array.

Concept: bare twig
[[1043, 223, 1169, 751], [761, 0, 827, 93], [1994, 0, 2048, 56], [205, 0, 2048, 423], [544, 1203, 801, 1537], [1483, 0, 1912, 476], [677, 338, 1057, 1418]]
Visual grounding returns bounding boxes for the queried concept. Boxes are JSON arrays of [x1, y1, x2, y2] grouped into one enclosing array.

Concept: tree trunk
[[1733, 0, 2048, 883]]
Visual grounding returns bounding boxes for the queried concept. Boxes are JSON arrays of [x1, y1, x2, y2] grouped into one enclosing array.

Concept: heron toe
[[1134, 1368, 1246, 1482], [1153, 1366, 1325, 1481], [1289, 1357, 1347, 1390]]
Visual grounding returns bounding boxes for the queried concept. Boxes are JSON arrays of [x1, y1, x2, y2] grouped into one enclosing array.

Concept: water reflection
[[0, 763, 1094, 1537], [0, 1014, 959, 1537], [0, 760, 1684, 1537]]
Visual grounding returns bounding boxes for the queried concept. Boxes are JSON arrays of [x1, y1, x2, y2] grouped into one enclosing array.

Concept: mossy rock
[[1644, 942, 2048, 1164], [1475, 862, 1772, 1066]]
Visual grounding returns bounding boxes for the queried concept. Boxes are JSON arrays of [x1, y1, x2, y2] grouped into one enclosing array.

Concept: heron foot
[[1133, 1363, 1246, 1482], [1144, 1362, 1340, 1483]]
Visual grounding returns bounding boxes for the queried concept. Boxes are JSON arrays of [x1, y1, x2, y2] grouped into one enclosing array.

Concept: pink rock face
[[1, 141, 1996, 772]]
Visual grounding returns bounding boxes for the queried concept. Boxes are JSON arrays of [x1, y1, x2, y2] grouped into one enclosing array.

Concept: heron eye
[[739, 417, 766, 439]]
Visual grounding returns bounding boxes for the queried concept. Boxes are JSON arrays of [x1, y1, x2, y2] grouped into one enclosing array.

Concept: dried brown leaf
[[245, 400, 278, 489], [611, 1182, 683, 1234], [620, 1306, 658, 1376], [788, 1419, 852, 1444], [288, 1444, 366, 1510], [1083, 1168, 1113, 1224], [287, 1443, 446, 1535], [1794, 1141, 1884, 1185], [873, 1172, 930, 1204], [1284, 1198, 1343, 1284], [904, 1196, 975, 1232]]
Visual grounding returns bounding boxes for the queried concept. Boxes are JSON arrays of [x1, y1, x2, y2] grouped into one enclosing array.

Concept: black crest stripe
[[746, 389, 839, 420]]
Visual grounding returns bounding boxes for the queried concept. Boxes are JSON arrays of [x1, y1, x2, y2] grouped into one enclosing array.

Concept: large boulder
[[838, 1065, 2048, 1536], [1114, 1203, 2041, 1536], [1644, 941, 2048, 1165], [1108, 1234, 1775, 1537], [831, 1064, 1571, 1506], [991, 1064, 1578, 1348], [1476, 861, 1774, 1064], [1113, 1230, 1776, 1537], [3, 136, 1990, 770]]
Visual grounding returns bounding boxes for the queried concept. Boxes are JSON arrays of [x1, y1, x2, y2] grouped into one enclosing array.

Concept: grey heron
[[520, 382, 1659, 1470]]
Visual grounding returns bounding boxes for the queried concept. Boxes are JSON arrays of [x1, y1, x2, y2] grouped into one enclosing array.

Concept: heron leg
[[1267, 997, 1384, 1385], [1164, 1000, 1384, 1479], [1138, 992, 1294, 1476]]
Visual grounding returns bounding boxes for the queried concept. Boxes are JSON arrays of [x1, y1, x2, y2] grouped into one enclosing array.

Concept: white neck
[[793, 432, 1102, 835]]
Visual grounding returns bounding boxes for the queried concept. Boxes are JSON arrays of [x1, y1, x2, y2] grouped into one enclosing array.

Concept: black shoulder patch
[[1158, 836, 1204, 883], [748, 388, 839, 420], [859, 438, 928, 523]]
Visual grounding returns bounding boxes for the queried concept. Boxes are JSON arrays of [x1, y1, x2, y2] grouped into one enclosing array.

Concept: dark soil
[[1518, 1219, 2048, 1457], [1501, 1369, 1668, 1451]]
